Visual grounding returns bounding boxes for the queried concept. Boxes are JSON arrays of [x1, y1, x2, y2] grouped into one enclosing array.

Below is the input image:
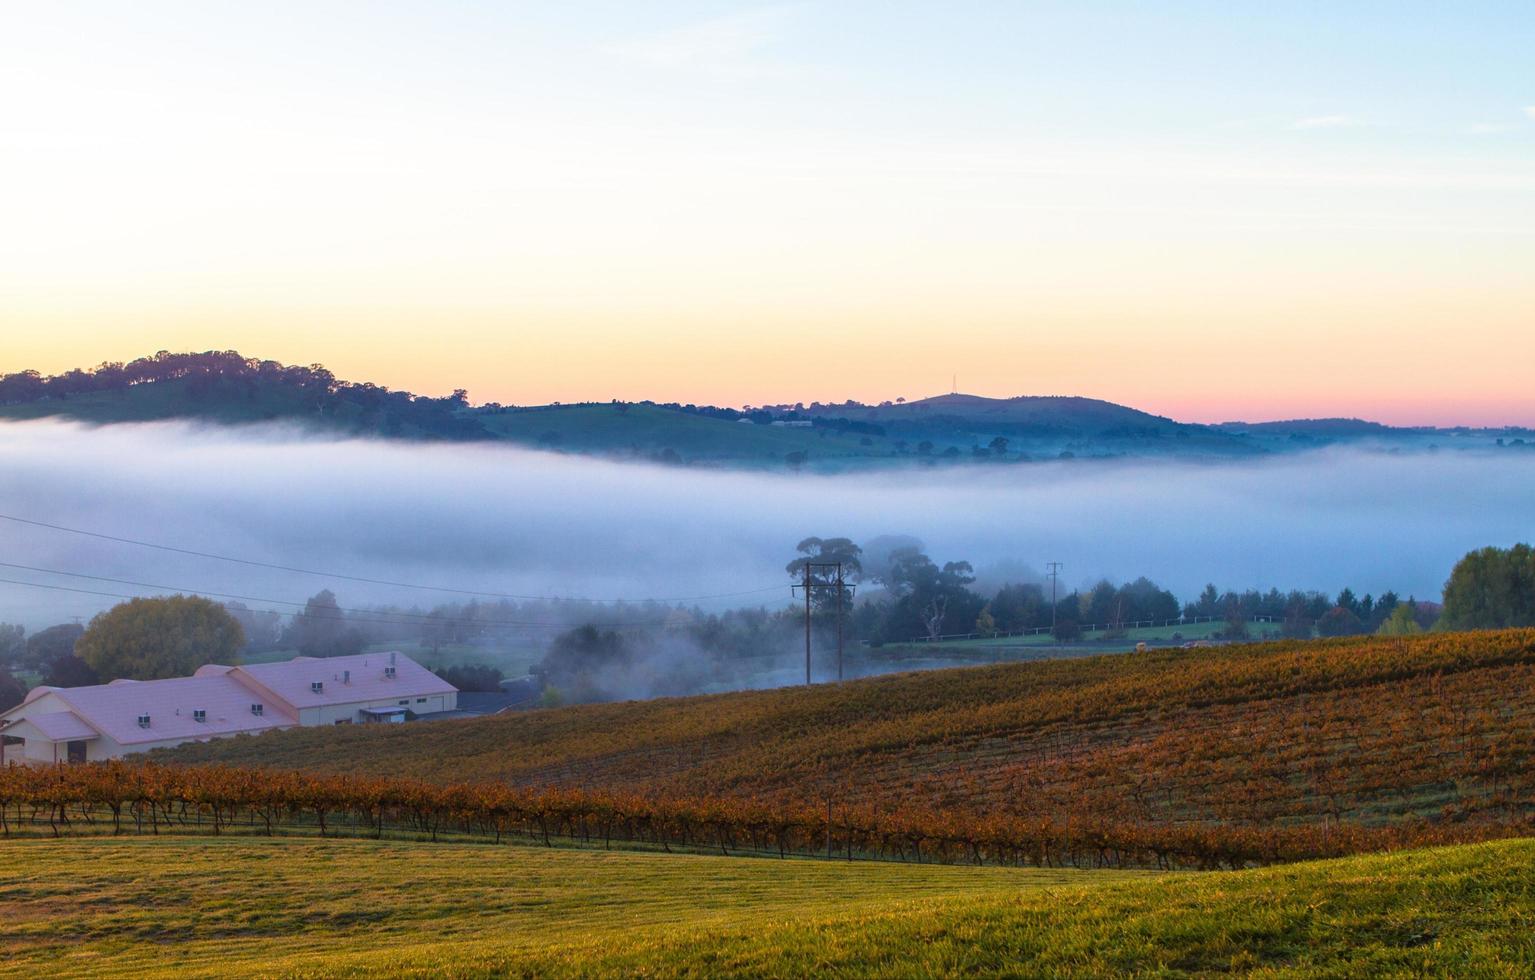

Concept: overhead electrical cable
[[0, 512, 786, 603], [0, 572, 739, 631]]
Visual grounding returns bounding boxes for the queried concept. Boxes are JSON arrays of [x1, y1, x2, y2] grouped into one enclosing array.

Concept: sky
[[2, 2, 1533, 425]]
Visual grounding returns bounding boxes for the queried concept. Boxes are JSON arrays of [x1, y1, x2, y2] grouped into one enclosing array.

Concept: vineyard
[[150, 629, 1535, 866], [6, 760, 1515, 870]]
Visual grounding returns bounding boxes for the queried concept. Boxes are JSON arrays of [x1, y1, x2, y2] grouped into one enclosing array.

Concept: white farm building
[[0, 651, 456, 766]]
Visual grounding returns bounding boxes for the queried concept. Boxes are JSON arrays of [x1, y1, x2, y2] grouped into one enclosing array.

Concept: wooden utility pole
[[1047, 561, 1063, 635], [793, 561, 856, 686], [803, 564, 813, 685], [841, 559, 853, 682]]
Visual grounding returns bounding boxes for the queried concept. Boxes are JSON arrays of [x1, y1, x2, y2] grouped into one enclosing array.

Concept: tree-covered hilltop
[[0, 350, 483, 439]]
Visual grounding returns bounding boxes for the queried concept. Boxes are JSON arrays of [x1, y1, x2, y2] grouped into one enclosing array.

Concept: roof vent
[[137, 714, 151, 729], [311, 681, 324, 694]]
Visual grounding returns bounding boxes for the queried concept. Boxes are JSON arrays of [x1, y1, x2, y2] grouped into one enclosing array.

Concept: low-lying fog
[[2, 419, 1532, 631]]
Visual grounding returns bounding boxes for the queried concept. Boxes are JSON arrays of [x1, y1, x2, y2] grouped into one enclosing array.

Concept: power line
[[0, 512, 784, 604], [0, 560, 658, 625], [0, 573, 728, 631]]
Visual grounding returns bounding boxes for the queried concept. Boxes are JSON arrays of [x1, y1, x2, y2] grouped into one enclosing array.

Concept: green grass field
[[890, 618, 1271, 654], [0, 382, 910, 468], [477, 402, 899, 464], [2, 836, 1530, 977]]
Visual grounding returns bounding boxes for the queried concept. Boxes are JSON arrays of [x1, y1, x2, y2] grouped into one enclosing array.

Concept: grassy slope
[[890, 617, 1251, 653], [0, 378, 1256, 463], [164, 630, 1535, 830], [0, 384, 899, 465], [0, 837, 1139, 977], [2, 837, 1530, 977], [478, 402, 897, 461]]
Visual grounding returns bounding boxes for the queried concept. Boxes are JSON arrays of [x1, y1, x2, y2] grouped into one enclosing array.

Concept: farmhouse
[[0, 651, 456, 766]]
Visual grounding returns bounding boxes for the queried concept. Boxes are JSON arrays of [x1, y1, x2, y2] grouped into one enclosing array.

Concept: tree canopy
[[75, 595, 244, 682], [285, 590, 364, 658], [1376, 604, 1424, 636], [0, 669, 25, 713], [1440, 544, 1535, 630], [25, 623, 82, 671]]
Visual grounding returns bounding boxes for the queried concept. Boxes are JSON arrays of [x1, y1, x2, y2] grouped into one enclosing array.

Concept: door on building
[[66, 740, 87, 763]]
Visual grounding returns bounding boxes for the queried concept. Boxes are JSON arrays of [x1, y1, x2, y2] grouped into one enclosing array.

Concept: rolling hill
[[0, 372, 1257, 467], [162, 630, 1535, 861], [1, 836, 1529, 977], [24, 349, 1532, 470]]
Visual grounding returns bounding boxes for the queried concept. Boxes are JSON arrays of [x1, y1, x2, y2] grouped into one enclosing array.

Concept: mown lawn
[[1, 836, 1531, 978], [0, 837, 1138, 978]]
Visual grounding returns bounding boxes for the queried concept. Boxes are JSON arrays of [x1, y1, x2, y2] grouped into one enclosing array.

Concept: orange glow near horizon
[[4, 5, 1533, 429], [6, 296, 1533, 427]]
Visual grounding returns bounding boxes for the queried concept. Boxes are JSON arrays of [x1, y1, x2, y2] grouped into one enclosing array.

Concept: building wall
[[1, 733, 66, 765], [299, 692, 456, 726], [0, 729, 280, 766], [1, 681, 458, 763]]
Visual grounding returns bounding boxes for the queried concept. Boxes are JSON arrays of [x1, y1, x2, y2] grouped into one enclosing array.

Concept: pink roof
[[0, 652, 453, 747], [51, 674, 297, 745], [19, 711, 100, 741], [232, 652, 455, 710]]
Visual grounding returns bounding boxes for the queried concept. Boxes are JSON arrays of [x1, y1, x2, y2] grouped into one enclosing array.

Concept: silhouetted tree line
[[1181, 584, 1439, 640], [0, 350, 481, 439]]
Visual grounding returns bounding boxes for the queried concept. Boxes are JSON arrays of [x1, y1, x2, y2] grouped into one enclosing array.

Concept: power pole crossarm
[[1047, 561, 1063, 634]]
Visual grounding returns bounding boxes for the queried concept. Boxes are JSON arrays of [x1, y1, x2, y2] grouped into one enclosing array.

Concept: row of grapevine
[[0, 761, 1522, 871]]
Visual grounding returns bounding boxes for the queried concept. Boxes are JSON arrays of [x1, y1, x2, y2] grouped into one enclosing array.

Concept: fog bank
[[1, 419, 1531, 629]]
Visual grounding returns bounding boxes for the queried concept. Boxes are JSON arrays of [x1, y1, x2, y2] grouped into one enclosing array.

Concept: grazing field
[[894, 617, 1258, 651], [166, 630, 1535, 850], [476, 401, 897, 463], [1, 836, 1531, 978]]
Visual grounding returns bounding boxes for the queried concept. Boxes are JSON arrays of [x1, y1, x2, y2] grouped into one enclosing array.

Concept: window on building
[[192, 709, 206, 723], [416, 697, 427, 703], [250, 703, 264, 716], [398, 699, 409, 706], [311, 681, 324, 694], [67, 740, 87, 763]]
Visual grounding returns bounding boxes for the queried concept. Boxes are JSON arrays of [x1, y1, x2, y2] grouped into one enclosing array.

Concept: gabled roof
[[231, 652, 455, 710], [14, 711, 100, 741], [0, 652, 452, 747], [45, 674, 297, 745]]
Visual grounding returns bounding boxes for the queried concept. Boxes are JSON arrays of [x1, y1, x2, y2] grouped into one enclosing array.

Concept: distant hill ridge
[[2, 350, 1524, 468]]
